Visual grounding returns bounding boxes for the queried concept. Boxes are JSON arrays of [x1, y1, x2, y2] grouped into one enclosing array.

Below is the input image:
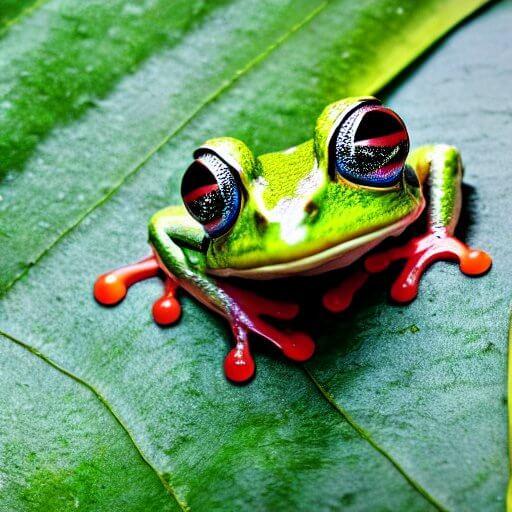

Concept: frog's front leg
[[365, 144, 492, 302], [100, 206, 312, 383], [149, 207, 314, 382]]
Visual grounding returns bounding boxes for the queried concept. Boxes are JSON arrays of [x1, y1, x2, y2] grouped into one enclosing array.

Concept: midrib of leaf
[[0, 0, 329, 297], [0, 328, 189, 512], [304, 368, 449, 512], [0, 0, 50, 35]]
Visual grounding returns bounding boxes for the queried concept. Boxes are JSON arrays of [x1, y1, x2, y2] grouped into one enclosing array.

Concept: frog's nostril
[[304, 200, 319, 219]]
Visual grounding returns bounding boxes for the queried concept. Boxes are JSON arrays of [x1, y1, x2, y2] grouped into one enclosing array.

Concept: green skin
[[148, 96, 465, 322]]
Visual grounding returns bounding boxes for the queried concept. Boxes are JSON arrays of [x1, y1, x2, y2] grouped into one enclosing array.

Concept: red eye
[[181, 151, 242, 238], [333, 103, 409, 187]]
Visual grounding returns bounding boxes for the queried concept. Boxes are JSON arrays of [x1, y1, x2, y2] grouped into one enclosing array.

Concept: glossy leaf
[[0, 334, 178, 511], [0, 0, 508, 510]]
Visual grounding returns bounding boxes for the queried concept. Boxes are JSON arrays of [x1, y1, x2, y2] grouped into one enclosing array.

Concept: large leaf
[[0, 0, 487, 291], [0, 0, 508, 510]]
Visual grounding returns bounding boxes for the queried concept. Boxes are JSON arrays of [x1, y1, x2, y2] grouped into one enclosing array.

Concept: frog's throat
[[208, 198, 425, 279]]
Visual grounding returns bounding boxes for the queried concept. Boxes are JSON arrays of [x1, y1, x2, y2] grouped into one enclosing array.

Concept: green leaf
[[0, 0, 487, 291], [0, 334, 179, 511], [0, 0, 507, 510], [0, 0, 39, 27]]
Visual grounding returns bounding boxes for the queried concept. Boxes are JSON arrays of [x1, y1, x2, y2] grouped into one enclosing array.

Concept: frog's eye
[[181, 151, 242, 238], [332, 103, 409, 188]]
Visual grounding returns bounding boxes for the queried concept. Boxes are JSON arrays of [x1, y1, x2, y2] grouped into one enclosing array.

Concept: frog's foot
[[94, 255, 160, 305], [152, 276, 181, 325], [364, 228, 492, 303], [94, 257, 314, 384], [94, 255, 183, 324], [219, 282, 315, 383], [322, 269, 369, 313]]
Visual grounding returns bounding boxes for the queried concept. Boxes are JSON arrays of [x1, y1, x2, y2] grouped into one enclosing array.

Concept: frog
[[94, 96, 492, 383]]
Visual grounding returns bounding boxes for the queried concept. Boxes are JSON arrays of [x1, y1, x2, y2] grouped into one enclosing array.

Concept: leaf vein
[[0, 329, 189, 512], [303, 367, 450, 512], [0, 0, 51, 36]]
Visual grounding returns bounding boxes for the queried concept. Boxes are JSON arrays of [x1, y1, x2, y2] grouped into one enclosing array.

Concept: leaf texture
[[1, 0, 508, 510]]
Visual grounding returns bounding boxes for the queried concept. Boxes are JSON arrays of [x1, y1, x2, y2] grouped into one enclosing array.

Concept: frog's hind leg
[[94, 254, 161, 306], [365, 144, 492, 303], [219, 282, 315, 383]]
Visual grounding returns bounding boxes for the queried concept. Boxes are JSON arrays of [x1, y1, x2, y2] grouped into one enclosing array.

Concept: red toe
[[364, 229, 492, 303]]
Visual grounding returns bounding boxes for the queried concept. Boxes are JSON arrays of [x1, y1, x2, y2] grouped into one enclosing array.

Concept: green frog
[[94, 96, 491, 383]]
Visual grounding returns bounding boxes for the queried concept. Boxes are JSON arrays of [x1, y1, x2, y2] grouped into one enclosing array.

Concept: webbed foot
[[364, 228, 492, 303], [219, 282, 315, 383]]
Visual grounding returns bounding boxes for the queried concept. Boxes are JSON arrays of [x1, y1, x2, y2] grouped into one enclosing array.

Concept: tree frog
[[94, 96, 491, 383]]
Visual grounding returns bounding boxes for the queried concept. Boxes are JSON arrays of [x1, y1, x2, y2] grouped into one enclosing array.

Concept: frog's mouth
[[208, 197, 425, 279]]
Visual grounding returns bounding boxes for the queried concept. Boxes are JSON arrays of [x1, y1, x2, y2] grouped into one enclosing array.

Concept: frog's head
[[180, 97, 424, 277]]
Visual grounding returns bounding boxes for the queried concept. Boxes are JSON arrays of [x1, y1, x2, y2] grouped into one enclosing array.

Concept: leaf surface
[[0, 0, 508, 510], [0, 0, 39, 26], [306, 6, 512, 506], [0, 334, 179, 511]]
